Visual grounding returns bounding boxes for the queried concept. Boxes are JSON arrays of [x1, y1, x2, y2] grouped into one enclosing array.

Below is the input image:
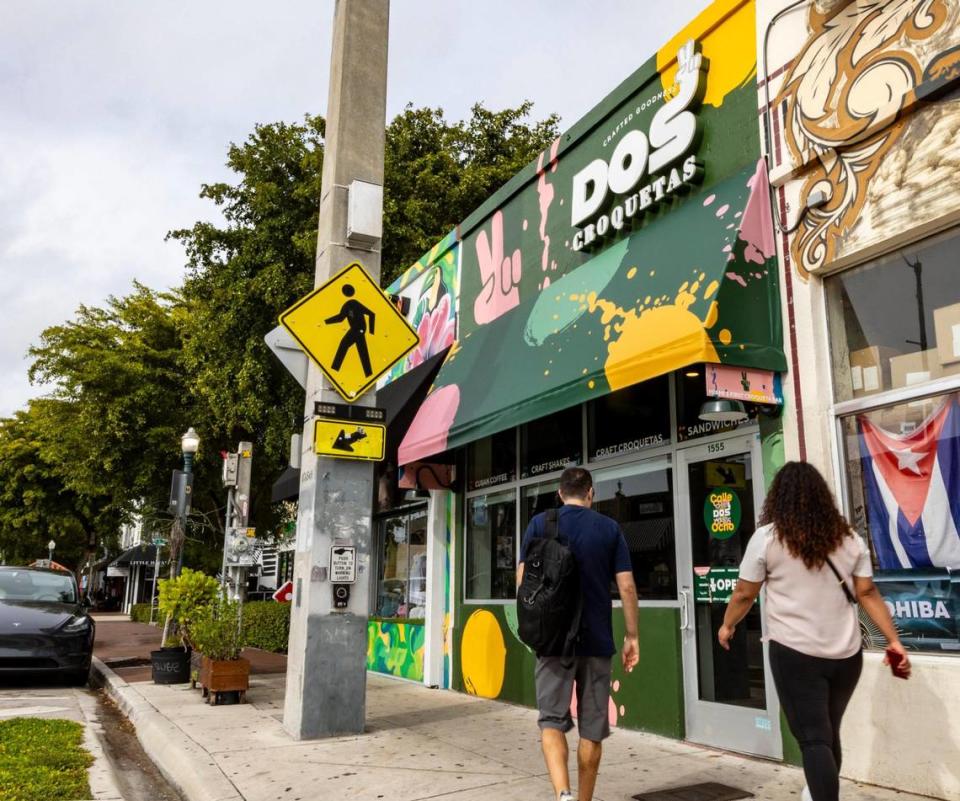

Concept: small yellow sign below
[[280, 262, 419, 401], [314, 418, 386, 462]]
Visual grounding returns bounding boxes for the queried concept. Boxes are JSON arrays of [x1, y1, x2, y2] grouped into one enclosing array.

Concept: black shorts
[[534, 655, 612, 742]]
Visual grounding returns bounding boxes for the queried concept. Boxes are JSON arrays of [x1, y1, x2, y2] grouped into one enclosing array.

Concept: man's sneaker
[[801, 787, 812, 801], [559, 792, 576, 801]]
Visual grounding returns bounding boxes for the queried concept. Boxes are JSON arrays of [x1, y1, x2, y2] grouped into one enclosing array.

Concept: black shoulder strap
[[825, 556, 856, 605], [544, 508, 559, 540]]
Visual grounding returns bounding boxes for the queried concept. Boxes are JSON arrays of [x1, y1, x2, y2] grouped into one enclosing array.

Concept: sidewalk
[[92, 658, 932, 801]]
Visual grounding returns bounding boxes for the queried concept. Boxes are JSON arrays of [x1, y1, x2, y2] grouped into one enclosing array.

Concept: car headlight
[[60, 615, 92, 634]]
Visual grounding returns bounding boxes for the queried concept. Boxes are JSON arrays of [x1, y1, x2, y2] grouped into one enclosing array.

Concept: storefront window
[[587, 375, 670, 461], [593, 460, 677, 601], [827, 229, 960, 402], [520, 405, 582, 479], [840, 392, 960, 654], [676, 367, 754, 441], [465, 489, 517, 600], [520, 479, 561, 530], [374, 508, 428, 619], [467, 429, 517, 491]]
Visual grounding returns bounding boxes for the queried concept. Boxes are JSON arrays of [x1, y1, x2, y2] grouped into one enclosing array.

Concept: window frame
[[461, 372, 759, 606]]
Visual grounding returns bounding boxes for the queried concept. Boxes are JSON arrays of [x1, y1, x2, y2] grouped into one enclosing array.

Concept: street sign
[[152, 537, 167, 547], [279, 261, 419, 402], [330, 545, 357, 584], [273, 580, 294, 604], [314, 418, 385, 461]]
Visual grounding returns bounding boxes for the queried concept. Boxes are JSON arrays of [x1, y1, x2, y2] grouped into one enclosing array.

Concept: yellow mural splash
[[575, 278, 722, 392], [460, 610, 506, 699], [657, 0, 756, 108]]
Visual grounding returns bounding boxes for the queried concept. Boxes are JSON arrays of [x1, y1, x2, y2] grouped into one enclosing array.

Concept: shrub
[[130, 603, 153, 624], [241, 602, 291, 653], [157, 568, 220, 648], [191, 597, 243, 661]]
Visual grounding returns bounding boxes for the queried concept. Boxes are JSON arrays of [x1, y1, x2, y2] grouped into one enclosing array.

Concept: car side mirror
[[81, 596, 93, 610]]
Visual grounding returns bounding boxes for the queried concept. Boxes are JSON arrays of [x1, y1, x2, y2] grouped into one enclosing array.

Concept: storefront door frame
[[675, 431, 783, 759]]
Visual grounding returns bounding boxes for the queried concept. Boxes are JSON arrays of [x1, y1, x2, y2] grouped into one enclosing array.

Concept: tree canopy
[[1, 102, 559, 571]]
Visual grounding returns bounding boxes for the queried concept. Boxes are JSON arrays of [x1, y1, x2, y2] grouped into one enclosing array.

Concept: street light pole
[[176, 427, 200, 577]]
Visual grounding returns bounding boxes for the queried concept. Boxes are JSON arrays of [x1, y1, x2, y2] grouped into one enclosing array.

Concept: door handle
[[679, 589, 691, 631]]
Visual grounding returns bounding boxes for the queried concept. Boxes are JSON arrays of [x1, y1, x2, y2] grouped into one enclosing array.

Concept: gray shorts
[[534, 655, 612, 742]]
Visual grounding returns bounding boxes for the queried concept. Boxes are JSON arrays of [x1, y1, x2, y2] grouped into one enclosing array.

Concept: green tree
[[383, 102, 560, 277], [0, 401, 120, 568]]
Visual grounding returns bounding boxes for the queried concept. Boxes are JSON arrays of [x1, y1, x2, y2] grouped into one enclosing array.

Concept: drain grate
[[632, 782, 754, 801]]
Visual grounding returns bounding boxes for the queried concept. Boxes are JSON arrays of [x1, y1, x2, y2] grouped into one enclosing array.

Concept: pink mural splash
[[738, 159, 776, 265], [474, 210, 521, 326], [409, 294, 456, 369], [536, 138, 561, 274], [398, 384, 461, 466], [569, 686, 619, 727]]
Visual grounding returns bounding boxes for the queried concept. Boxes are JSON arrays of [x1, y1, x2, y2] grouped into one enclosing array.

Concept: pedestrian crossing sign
[[279, 262, 419, 401]]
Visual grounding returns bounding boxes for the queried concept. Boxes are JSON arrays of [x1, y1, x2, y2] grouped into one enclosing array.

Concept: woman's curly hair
[[759, 461, 852, 569]]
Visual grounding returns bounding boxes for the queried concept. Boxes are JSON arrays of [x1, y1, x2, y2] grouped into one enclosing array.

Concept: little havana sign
[[571, 39, 707, 252]]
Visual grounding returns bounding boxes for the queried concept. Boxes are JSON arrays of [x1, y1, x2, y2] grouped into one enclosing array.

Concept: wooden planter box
[[199, 655, 250, 705]]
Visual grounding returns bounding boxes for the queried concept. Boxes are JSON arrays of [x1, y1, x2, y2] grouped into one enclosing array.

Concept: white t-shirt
[[738, 523, 873, 659]]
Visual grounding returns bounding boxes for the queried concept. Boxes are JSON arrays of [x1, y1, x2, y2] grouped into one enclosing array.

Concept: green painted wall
[[452, 603, 684, 739], [367, 619, 425, 682]]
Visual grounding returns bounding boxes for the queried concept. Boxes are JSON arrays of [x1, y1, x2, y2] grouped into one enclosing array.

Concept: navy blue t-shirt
[[520, 504, 632, 657]]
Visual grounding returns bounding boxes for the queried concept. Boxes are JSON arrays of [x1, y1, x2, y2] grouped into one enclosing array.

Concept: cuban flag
[[858, 395, 960, 570]]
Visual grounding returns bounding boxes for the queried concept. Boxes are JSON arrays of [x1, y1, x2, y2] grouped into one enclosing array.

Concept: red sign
[[273, 580, 294, 604]]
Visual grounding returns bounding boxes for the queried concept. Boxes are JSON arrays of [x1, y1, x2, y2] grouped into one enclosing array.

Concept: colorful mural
[[770, 0, 960, 275], [367, 620, 425, 682], [398, 0, 787, 465], [380, 231, 459, 387]]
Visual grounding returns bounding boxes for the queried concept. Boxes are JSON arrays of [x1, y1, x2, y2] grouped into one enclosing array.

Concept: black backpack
[[517, 508, 582, 657]]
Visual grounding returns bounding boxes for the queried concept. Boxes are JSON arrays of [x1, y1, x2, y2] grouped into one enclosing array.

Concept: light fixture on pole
[[47, 539, 56, 562], [181, 427, 200, 473], [698, 399, 749, 423]]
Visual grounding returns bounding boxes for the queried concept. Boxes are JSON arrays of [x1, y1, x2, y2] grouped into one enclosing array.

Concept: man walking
[[518, 467, 639, 801]]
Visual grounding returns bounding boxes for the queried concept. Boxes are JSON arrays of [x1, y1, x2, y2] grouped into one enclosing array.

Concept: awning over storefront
[[109, 544, 161, 568], [271, 465, 301, 504], [399, 161, 787, 465]]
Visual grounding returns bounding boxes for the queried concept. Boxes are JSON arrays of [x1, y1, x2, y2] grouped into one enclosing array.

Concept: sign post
[[282, 0, 391, 741]]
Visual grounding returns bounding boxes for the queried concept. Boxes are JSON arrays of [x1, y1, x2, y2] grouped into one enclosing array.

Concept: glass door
[[675, 433, 782, 758]]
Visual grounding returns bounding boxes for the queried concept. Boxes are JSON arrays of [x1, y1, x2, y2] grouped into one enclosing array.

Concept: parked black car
[[0, 566, 95, 684]]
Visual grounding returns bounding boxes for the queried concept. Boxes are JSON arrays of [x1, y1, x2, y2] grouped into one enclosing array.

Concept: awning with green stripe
[[399, 160, 786, 465]]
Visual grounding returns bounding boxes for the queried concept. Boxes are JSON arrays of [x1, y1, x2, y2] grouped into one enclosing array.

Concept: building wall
[[760, 1, 960, 796]]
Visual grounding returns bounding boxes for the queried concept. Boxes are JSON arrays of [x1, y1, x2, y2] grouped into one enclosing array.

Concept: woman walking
[[718, 462, 910, 801]]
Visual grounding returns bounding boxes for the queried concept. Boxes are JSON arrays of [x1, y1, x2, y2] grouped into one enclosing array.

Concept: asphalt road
[[0, 678, 183, 801]]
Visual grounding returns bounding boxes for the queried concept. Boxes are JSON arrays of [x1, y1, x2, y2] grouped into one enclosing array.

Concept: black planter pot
[[151, 647, 191, 684]]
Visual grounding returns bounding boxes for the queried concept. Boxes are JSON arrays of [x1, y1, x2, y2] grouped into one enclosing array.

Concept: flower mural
[[409, 293, 456, 368]]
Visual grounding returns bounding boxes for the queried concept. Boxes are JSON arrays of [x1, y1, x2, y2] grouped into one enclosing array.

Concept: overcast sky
[[0, 1, 712, 417]]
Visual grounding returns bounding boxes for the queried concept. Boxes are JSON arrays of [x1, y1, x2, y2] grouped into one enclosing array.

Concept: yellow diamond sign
[[279, 262, 419, 401]]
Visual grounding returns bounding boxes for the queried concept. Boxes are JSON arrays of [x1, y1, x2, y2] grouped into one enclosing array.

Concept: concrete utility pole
[[221, 442, 254, 600], [283, 0, 390, 739]]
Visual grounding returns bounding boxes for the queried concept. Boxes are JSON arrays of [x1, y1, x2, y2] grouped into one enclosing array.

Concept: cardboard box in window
[[848, 346, 897, 396], [934, 303, 960, 366], [890, 348, 943, 391]]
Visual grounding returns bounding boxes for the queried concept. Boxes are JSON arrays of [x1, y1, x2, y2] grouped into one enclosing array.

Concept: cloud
[[0, 0, 711, 416]]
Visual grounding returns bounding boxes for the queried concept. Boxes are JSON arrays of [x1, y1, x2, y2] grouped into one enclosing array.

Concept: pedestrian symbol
[[326, 284, 376, 377], [314, 417, 385, 462], [279, 262, 419, 401]]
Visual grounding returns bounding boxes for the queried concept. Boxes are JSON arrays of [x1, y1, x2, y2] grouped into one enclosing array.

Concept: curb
[[91, 657, 243, 801], [75, 690, 125, 801]]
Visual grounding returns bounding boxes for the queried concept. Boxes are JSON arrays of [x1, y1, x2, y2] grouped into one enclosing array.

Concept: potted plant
[[191, 596, 249, 704], [152, 568, 220, 685]]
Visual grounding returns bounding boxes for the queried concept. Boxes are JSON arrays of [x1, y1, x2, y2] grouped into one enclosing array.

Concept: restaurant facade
[[352, 1, 960, 798]]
